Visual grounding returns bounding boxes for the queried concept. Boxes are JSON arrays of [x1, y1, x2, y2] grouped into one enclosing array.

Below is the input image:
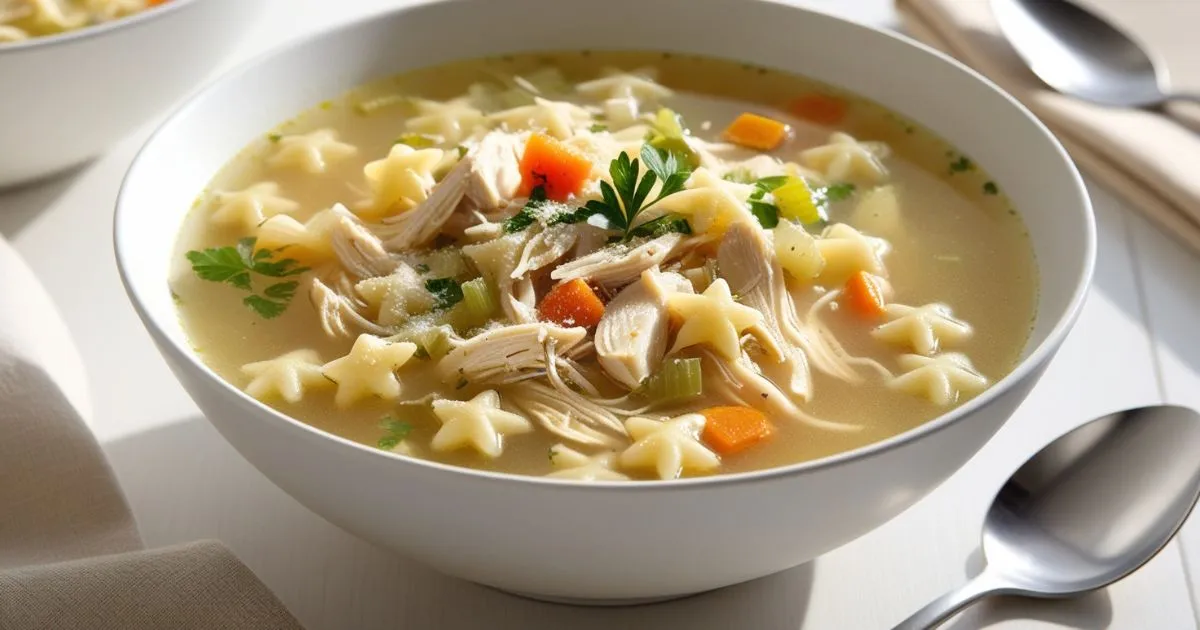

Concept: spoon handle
[[890, 572, 1009, 630]]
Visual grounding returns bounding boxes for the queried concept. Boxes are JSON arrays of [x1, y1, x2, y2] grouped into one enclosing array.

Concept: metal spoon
[[892, 404, 1200, 629], [990, 0, 1198, 109]]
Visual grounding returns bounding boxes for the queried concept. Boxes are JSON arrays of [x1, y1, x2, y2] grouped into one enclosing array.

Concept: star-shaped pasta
[[873, 303, 973, 356], [654, 167, 758, 236], [799, 132, 889, 184], [430, 390, 532, 458], [355, 264, 434, 327], [22, 0, 87, 30], [267, 128, 357, 174], [619, 414, 720, 480], [576, 68, 673, 102], [815, 223, 890, 283], [406, 97, 486, 145], [546, 444, 629, 481], [488, 97, 592, 140], [256, 203, 354, 262], [359, 144, 443, 217], [240, 349, 331, 404], [321, 334, 418, 408], [667, 278, 763, 360], [888, 353, 988, 406], [209, 182, 300, 230]]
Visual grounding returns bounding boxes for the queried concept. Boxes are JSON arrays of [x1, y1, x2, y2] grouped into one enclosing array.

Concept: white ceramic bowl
[[115, 0, 1095, 603], [0, 0, 260, 188]]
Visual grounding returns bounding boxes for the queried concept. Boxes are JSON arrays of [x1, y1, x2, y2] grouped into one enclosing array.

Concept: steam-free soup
[[0, 0, 169, 44], [172, 52, 1037, 481]]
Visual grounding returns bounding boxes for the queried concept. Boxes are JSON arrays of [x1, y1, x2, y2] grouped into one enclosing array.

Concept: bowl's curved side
[[114, 0, 1095, 600], [0, 0, 261, 188]]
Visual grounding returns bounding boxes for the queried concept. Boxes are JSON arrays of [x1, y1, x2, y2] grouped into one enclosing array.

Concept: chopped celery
[[413, 326, 452, 360], [774, 177, 824, 225], [462, 277, 498, 323], [390, 319, 453, 359], [643, 358, 703, 402], [395, 133, 439, 148], [648, 108, 700, 168]]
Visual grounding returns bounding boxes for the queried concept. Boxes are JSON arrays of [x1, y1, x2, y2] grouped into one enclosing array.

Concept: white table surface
[[4, 0, 1200, 627]]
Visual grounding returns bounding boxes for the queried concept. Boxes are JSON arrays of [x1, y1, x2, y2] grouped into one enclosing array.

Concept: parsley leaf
[[376, 416, 413, 451], [566, 144, 693, 242], [821, 182, 857, 202], [425, 277, 464, 310], [626, 214, 692, 239], [186, 237, 310, 319], [503, 185, 547, 233]]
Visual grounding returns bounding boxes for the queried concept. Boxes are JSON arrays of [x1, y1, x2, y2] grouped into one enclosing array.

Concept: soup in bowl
[[116, 0, 1093, 602]]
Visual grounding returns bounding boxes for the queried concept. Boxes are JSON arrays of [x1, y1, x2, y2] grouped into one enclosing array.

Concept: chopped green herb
[[267, 133, 282, 143], [626, 214, 692, 239], [170, 290, 182, 306], [456, 145, 468, 159], [415, 263, 431, 274], [820, 182, 857, 202], [569, 144, 692, 242], [748, 200, 779, 228], [455, 377, 469, 390], [395, 133, 438, 148], [588, 123, 608, 133], [425, 277, 464, 310], [319, 100, 334, 111], [548, 447, 557, 463], [185, 237, 309, 319], [983, 181, 999, 195], [503, 185, 548, 233], [376, 416, 413, 451], [949, 156, 974, 173], [647, 108, 700, 168]]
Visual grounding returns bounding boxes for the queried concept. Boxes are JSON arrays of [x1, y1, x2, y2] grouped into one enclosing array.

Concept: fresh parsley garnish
[[425, 277, 464, 310], [588, 123, 608, 133], [646, 108, 699, 168], [376, 416, 413, 451], [820, 182, 857, 202], [572, 144, 693, 242], [503, 185, 548, 233], [743, 177, 856, 229], [185, 237, 308, 319]]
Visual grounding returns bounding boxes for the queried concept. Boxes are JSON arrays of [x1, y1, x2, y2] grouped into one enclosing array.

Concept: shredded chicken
[[310, 277, 392, 338], [331, 215, 398, 279], [595, 269, 692, 390], [464, 131, 523, 210], [462, 231, 539, 323], [502, 381, 626, 448], [511, 223, 584, 279], [383, 156, 471, 250], [550, 232, 697, 290], [437, 323, 588, 384]]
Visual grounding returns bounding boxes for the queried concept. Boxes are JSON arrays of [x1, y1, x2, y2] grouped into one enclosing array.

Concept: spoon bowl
[[894, 404, 1200, 628], [990, 0, 1195, 108]]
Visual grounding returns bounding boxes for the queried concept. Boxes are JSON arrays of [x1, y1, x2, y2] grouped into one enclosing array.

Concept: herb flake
[[185, 237, 309, 319], [377, 416, 413, 451], [425, 277, 464, 310]]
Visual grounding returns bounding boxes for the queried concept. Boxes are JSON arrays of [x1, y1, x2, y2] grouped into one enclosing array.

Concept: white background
[[4, 0, 1200, 627]]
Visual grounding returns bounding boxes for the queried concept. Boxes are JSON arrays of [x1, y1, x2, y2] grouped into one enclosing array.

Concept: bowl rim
[[0, 0, 199, 53], [114, 0, 1097, 492]]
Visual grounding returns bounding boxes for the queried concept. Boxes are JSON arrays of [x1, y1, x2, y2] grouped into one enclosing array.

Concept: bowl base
[[493, 586, 710, 607]]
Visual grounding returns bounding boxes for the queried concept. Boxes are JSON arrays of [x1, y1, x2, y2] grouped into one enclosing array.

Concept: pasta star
[[430, 390, 532, 458], [654, 167, 759, 235], [872, 303, 973, 356], [240, 349, 330, 404], [210, 182, 300, 230], [815, 223, 889, 283], [619, 414, 720, 480], [576, 69, 673, 102], [268, 128, 358, 174], [354, 263, 434, 327], [24, 0, 87, 30], [488, 97, 593, 140], [406, 97, 486, 145], [668, 278, 763, 360], [359, 144, 443, 217], [799, 132, 889, 184], [255, 203, 354, 262], [888, 352, 988, 406], [546, 444, 629, 481], [321, 334, 418, 407]]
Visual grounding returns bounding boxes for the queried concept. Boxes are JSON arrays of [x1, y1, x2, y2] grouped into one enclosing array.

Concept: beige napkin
[[0, 236, 305, 629], [895, 0, 1200, 255]]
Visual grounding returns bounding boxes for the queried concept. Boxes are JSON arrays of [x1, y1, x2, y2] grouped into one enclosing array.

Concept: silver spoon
[[892, 404, 1200, 629], [990, 0, 1198, 109]]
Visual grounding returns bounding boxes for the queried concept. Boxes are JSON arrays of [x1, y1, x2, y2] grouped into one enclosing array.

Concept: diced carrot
[[843, 271, 887, 318], [518, 133, 592, 202], [537, 279, 605, 328], [701, 406, 775, 455], [789, 94, 848, 126], [722, 113, 791, 151], [147, 0, 169, 5]]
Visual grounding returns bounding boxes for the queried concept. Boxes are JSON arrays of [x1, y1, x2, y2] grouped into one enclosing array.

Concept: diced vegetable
[[412, 326, 453, 360], [518, 133, 592, 201], [648, 108, 700, 168], [789, 94, 848, 126], [643, 358, 703, 402], [773, 220, 825, 281], [462, 277, 499, 323], [849, 185, 901, 238], [843, 271, 887, 318], [537, 279, 605, 328], [700, 406, 774, 455], [773, 178, 823, 224], [722, 113, 791, 151]]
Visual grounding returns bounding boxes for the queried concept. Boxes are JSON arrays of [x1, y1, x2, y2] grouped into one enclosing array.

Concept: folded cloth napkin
[[0, 236, 304, 629], [895, 0, 1200, 255]]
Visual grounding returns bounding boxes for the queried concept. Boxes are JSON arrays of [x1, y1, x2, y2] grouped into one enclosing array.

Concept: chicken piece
[[511, 223, 583, 279], [502, 381, 627, 449], [383, 157, 471, 250], [331, 215, 399, 279], [462, 231, 538, 323], [436, 323, 587, 384], [310, 277, 392, 338], [550, 232, 687, 290], [595, 270, 692, 390], [464, 131, 523, 210]]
